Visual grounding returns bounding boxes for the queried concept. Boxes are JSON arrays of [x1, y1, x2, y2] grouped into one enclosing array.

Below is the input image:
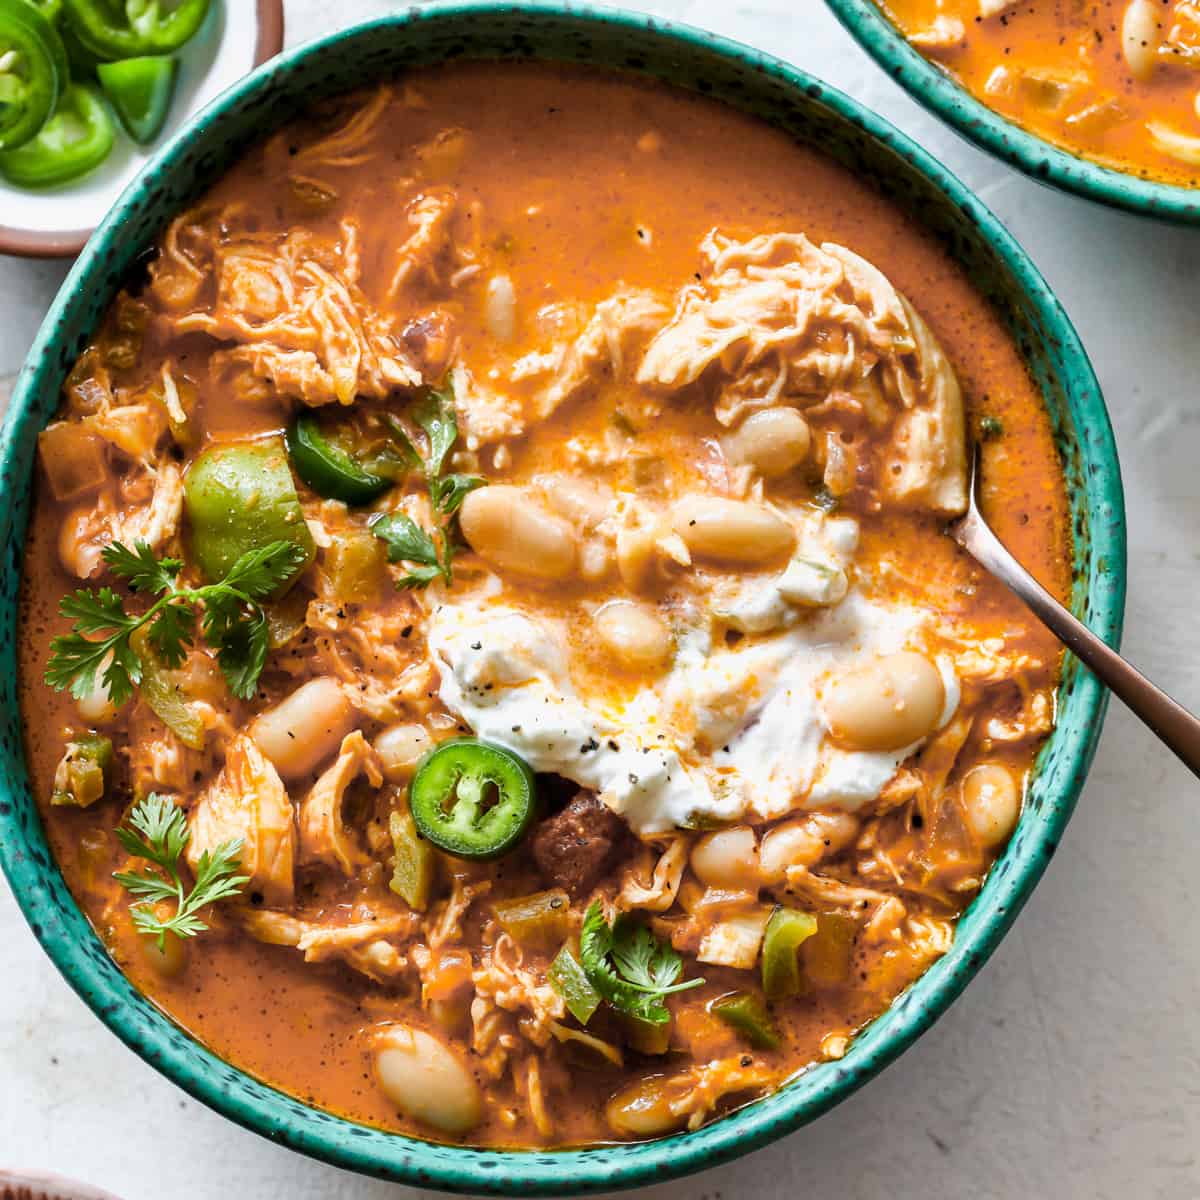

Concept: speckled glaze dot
[[0, 4, 1125, 1196], [825, 0, 1200, 222]]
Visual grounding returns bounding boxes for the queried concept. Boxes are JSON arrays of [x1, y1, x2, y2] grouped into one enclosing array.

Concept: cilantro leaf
[[113, 794, 248, 950], [370, 383, 487, 592], [46, 539, 306, 711], [47, 589, 141, 704], [579, 901, 704, 1025], [434, 473, 486, 516], [610, 919, 689, 994], [146, 600, 195, 669], [210, 608, 270, 701], [217, 542, 310, 603], [413, 387, 458, 478], [103, 541, 182, 594], [370, 513, 441, 566], [397, 564, 444, 589], [382, 414, 422, 470]]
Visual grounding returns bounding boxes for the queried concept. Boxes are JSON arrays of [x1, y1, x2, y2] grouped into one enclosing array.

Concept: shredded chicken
[[301, 600, 434, 723], [782, 864, 896, 915], [297, 731, 382, 874], [535, 289, 668, 420], [386, 189, 459, 301], [160, 217, 420, 406], [187, 735, 295, 908], [61, 460, 183, 579], [240, 908, 417, 982], [637, 231, 967, 513], [472, 933, 565, 1048], [617, 836, 690, 912]]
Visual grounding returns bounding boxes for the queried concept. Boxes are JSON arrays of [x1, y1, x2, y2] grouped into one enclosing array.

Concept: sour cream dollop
[[428, 590, 958, 835]]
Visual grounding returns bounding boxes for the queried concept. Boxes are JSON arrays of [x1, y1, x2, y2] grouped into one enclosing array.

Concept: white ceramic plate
[[0, 0, 283, 257]]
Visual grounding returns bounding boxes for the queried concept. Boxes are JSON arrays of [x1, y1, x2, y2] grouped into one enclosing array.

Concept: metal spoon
[[948, 443, 1200, 779]]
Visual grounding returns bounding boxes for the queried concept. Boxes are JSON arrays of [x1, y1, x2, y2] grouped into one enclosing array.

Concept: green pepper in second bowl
[[184, 438, 316, 588]]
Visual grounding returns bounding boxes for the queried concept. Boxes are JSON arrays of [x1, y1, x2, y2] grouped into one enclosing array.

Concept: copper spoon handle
[[950, 452, 1200, 780]]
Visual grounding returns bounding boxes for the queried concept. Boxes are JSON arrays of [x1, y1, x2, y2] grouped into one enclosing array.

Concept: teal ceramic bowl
[[826, 0, 1200, 222], [0, 3, 1125, 1193]]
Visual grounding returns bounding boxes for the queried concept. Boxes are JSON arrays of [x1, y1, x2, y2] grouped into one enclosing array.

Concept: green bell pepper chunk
[[0, 0, 65, 150], [548, 945, 602, 1026], [51, 733, 112, 807], [184, 438, 315, 589], [761, 906, 818, 1000], [710, 991, 780, 1050], [0, 80, 114, 185], [130, 626, 205, 749], [803, 913, 859, 988], [493, 888, 571, 950], [62, 0, 210, 60], [621, 1013, 670, 1055], [388, 808, 434, 912], [97, 53, 176, 143]]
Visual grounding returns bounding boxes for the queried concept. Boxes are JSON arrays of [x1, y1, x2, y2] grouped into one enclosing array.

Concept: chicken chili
[[19, 63, 1071, 1148], [883, 0, 1200, 185]]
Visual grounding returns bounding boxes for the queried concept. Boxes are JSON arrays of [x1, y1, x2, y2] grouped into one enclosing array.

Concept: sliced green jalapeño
[[0, 0, 66, 151], [409, 738, 537, 861], [285, 412, 402, 507]]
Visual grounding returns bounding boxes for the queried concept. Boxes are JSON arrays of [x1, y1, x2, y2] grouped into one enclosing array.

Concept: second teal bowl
[[826, 0, 1200, 222], [0, 3, 1125, 1193]]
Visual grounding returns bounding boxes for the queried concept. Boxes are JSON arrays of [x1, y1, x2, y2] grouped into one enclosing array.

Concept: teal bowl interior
[[0, 4, 1126, 1193], [825, 0, 1200, 222]]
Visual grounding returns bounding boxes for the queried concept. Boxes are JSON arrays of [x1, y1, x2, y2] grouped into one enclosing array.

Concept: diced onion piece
[[37, 422, 107, 502], [1122, 0, 1162, 80], [697, 907, 772, 970]]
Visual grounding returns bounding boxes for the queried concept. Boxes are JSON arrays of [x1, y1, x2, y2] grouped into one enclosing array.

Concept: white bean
[[1122, 0, 1161, 80], [373, 723, 433, 782], [821, 651, 945, 752], [250, 677, 356, 779], [460, 485, 577, 581], [605, 1077, 685, 1138], [594, 601, 672, 672], [484, 273, 517, 342], [723, 407, 811, 478], [673, 496, 795, 565], [690, 826, 759, 889], [961, 763, 1021, 847], [376, 1025, 483, 1135], [759, 812, 860, 883]]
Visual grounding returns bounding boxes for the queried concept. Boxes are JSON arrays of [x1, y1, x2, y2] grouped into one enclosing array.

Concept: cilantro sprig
[[113, 793, 248, 950], [45, 539, 307, 707], [579, 900, 705, 1025], [371, 386, 484, 589]]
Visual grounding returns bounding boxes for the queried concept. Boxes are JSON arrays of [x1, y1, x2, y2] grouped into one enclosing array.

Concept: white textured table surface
[[3, 3, 1198, 1198]]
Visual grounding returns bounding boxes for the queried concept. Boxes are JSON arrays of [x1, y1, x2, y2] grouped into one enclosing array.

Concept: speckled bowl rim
[[0, 0, 285, 259], [0, 3, 1126, 1194], [825, 0, 1200, 222]]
